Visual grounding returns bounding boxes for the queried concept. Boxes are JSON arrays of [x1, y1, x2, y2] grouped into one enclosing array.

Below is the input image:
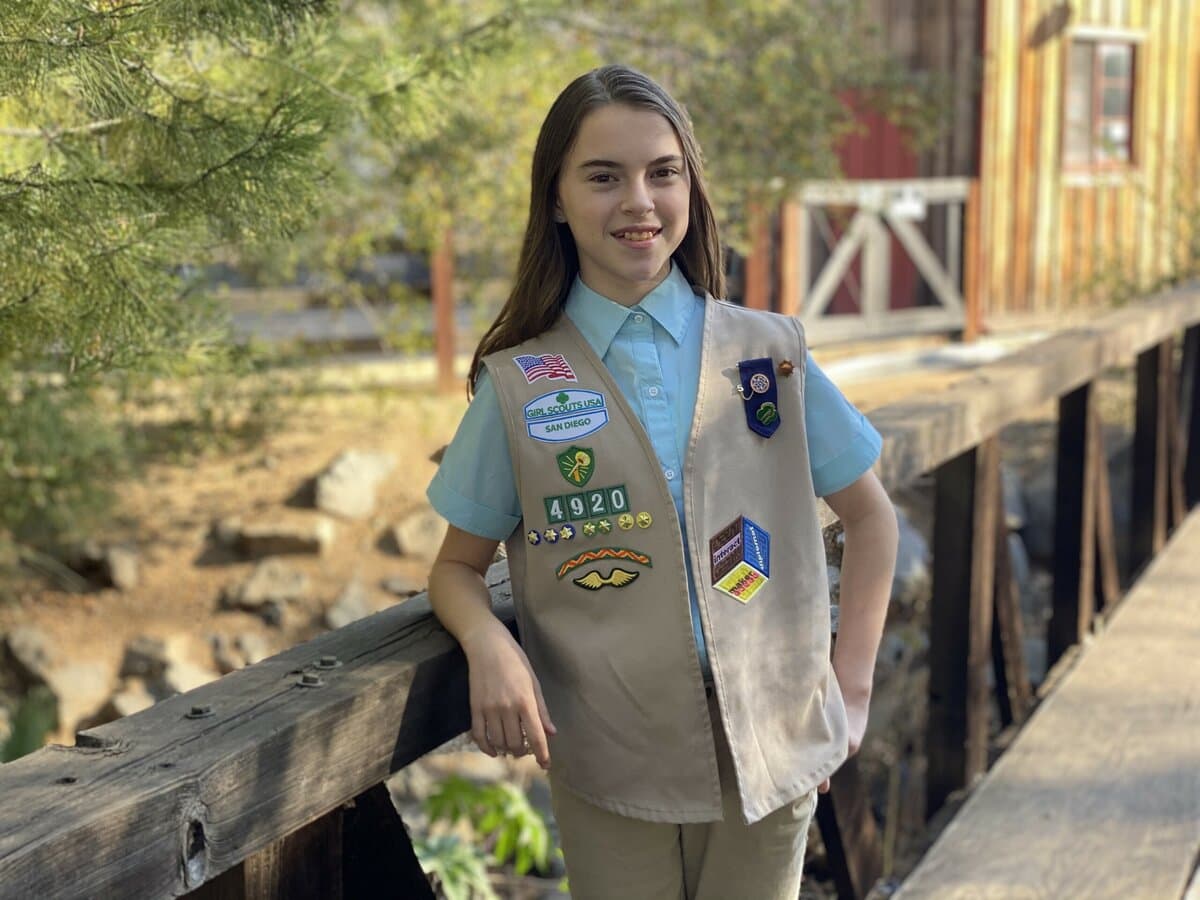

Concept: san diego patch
[[709, 515, 771, 603], [524, 390, 609, 443]]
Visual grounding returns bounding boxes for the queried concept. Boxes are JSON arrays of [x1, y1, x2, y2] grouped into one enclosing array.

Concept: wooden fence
[[0, 287, 1197, 900]]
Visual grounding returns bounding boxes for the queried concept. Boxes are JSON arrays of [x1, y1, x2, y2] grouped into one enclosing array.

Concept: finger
[[532, 678, 557, 736], [500, 710, 526, 755], [818, 778, 830, 794], [522, 704, 551, 769], [472, 710, 496, 758]]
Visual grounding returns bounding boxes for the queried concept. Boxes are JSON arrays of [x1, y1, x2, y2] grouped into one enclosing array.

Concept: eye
[[588, 173, 616, 184], [653, 167, 681, 179]]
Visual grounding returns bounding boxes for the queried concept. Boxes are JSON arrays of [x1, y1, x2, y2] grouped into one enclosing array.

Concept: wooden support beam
[[927, 437, 998, 816], [1049, 383, 1097, 667], [1132, 340, 1172, 574], [991, 473, 1032, 727], [431, 229, 456, 393], [1183, 325, 1200, 507], [962, 179, 982, 341], [1165, 339, 1187, 529], [1091, 412, 1122, 615], [779, 201, 804, 317], [816, 756, 882, 900], [743, 201, 771, 310], [342, 784, 434, 899]]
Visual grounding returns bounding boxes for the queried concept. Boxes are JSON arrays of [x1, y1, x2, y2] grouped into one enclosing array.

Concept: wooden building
[[765, 1, 1200, 340]]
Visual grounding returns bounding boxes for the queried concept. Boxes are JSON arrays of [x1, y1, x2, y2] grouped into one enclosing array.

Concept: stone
[[391, 507, 448, 560], [1, 626, 54, 693], [325, 580, 373, 629], [315, 450, 396, 520], [157, 660, 218, 696], [43, 662, 113, 735], [380, 575, 425, 598], [236, 632, 272, 666], [233, 518, 336, 558], [119, 634, 182, 681], [104, 546, 140, 591], [210, 634, 244, 675], [104, 678, 156, 720], [222, 559, 310, 612]]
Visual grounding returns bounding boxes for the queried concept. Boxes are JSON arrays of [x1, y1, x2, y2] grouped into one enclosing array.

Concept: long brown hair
[[466, 64, 725, 395]]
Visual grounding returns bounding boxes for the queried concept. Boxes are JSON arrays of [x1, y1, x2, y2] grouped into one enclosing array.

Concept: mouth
[[612, 227, 661, 244]]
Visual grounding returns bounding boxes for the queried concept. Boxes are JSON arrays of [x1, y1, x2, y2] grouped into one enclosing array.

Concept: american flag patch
[[512, 353, 577, 384]]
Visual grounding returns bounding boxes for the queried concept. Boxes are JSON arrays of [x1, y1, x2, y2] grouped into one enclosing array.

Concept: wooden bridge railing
[[1, 287, 1197, 900]]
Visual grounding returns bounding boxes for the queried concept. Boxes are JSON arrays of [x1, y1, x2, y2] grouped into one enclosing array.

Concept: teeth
[[620, 231, 655, 241]]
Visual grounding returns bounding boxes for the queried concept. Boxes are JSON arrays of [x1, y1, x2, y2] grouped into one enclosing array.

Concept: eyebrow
[[578, 155, 684, 170]]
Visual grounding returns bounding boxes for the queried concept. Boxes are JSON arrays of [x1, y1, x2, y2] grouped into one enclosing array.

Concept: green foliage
[[1, 686, 58, 763], [413, 834, 499, 900], [425, 775, 553, 877]]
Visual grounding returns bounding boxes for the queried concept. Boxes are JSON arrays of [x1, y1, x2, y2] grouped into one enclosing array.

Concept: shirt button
[[664, 468, 676, 480], [647, 386, 660, 397], [633, 313, 645, 324]]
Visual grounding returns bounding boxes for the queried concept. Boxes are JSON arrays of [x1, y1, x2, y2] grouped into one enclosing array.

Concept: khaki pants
[[549, 693, 818, 900]]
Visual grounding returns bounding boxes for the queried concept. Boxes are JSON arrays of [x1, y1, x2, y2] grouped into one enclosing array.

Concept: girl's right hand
[[461, 621, 557, 770]]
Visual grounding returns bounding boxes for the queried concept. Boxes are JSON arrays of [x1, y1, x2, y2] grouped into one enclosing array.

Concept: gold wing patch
[[572, 568, 640, 591]]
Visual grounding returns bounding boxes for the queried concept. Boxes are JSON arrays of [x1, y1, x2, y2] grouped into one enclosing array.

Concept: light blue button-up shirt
[[428, 264, 882, 680]]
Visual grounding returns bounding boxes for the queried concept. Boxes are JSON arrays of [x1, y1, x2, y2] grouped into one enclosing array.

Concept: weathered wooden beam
[[1131, 340, 1171, 573], [0, 568, 514, 899], [990, 479, 1032, 727], [1049, 382, 1097, 667], [1183, 325, 1200, 508], [1091, 412, 1122, 615], [816, 756, 882, 900], [927, 437, 998, 815]]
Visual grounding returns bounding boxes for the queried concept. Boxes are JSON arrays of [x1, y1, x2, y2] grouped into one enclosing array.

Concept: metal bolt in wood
[[315, 655, 342, 670], [297, 673, 323, 688], [185, 704, 214, 719]]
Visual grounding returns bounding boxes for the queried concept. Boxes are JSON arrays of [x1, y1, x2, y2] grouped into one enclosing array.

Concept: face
[[555, 104, 691, 306]]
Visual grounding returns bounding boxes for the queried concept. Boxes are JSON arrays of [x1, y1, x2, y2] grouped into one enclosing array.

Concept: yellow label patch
[[714, 561, 768, 603]]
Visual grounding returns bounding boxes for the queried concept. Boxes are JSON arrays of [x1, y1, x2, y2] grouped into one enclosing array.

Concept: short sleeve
[[425, 368, 522, 541], [803, 356, 883, 497]]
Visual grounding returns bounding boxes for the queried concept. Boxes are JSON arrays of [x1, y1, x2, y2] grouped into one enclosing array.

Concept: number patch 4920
[[545, 484, 628, 524]]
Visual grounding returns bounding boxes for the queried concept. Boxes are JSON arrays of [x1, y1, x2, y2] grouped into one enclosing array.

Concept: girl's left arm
[[822, 469, 899, 762]]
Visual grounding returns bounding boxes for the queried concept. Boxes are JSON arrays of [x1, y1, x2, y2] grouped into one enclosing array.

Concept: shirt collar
[[564, 264, 698, 358]]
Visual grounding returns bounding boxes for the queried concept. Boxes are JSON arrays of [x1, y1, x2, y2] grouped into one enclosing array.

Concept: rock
[[222, 559, 310, 613], [119, 635, 173, 681], [1000, 465, 1027, 531], [103, 678, 156, 720], [2, 626, 54, 693], [211, 516, 244, 548], [236, 633, 272, 666], [210, 634, 244, 675], [380, 575, 425, 598], [158, 661, 218, 696], [315, 450, 396, 520], [326, 580, 373, 629], [231, 518, 337, 559], [392, 507, 448, 560], [70, 540, 140, 590], [43, 662, 113, 735]]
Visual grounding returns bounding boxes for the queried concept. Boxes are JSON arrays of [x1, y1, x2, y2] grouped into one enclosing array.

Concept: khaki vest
[[484, 296, 847, 825]]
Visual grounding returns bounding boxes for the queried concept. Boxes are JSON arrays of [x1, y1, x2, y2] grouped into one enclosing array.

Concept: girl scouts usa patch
[[709, 515, 771, 603], [524, 390, 609, 443]]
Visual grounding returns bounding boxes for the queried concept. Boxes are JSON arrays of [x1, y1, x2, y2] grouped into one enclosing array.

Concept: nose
[[621, 178, 654, 217]]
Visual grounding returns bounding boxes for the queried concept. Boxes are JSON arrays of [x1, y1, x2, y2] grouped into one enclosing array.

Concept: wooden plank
[[342, 784, 435, 899], [1166, 339, 1187, 528], [817, 756, 883, 900], [1049, 382, 1098, 666], [988, 0, 1021, 316], [1091, 409, 1122, 613], [1160, 0, 1182, 277], [895, 510, 1200, 900], [1031, 0, 1063, 312], [1011, 0, 1042, 312], [927, 437, 998, 815], [1059, 187, 1078, 306], [802, 209, 871, 318], [242, 809, 343, 900], [1137, 2, 1163, 286], [779, 200, 803, 317], [963, 179, 982, 340], [743, 200, 771, 311], [800, 178, 971, 205], [1183, 324, 1200, 507], [0, 566, 515, 899], [883, 213, 965, 311], [432, 229, 456, 393], [861, 213, 891, 322], [866, 287, 1200, 500], [991, 466, 1033, 727], [1131, 339, 1171, 573]]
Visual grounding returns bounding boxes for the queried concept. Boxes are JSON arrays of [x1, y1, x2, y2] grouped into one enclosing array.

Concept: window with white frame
[[1064, 39, 1135, 168]]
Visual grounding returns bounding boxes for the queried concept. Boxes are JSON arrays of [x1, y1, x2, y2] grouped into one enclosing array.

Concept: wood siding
[[976, 0, 1200, 318]]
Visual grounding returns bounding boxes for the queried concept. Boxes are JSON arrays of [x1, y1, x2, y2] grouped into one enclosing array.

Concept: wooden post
[[861, 213, 891, 327], [1165, 339, 1187, 528], [816, 756, 883, 900], [1049, 382, 1097, 667], [743, 201, 771, 310], [1183, 325, 1200, 508], [962, 178, 982, 341], [991, 480, 1032, 727], [779, 200, 804, 317], [1131, 340, 1172, 574], [927, 437, 998, 816], [431, 228, 456, 393], [343, 783, 434, 898], [1091, 411, 1122, 614]]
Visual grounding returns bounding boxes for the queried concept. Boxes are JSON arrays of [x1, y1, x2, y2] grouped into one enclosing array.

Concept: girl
[[428, 65, 898, 900]]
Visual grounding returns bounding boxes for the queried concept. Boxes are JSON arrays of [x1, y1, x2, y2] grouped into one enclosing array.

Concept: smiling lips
[[612, 226, 661, 244]]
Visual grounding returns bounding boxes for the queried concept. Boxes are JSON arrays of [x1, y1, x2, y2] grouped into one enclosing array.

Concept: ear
[[553, 206, 567, 224]]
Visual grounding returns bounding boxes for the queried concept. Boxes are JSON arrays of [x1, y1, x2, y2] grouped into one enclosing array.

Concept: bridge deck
[[896, 509, 1200, 900]]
